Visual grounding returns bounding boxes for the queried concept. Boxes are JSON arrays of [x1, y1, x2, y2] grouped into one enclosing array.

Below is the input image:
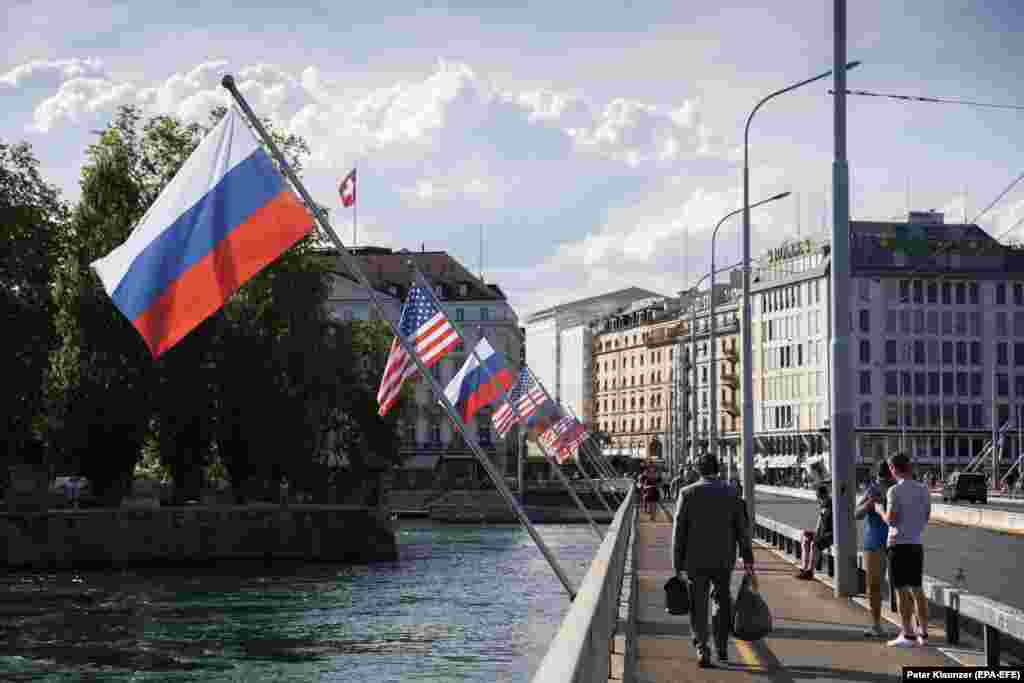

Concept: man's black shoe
[[697, 648, 713, 668]]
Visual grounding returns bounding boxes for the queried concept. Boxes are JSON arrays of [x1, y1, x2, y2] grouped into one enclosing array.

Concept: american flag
[[492, 367, 530, 438], [540, 416, 587, 464], [339, 168, 356, 208], [376, 285, 460, 416], [515, 373, 548, 420]]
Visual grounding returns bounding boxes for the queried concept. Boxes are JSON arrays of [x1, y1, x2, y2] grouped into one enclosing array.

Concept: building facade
[[325, 247, 521, 487], [524, 287, 664, 428], [591, 297, 680, 462]]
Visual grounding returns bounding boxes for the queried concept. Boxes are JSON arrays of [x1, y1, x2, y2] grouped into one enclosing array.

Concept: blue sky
[[3, 1, 1024, 317]]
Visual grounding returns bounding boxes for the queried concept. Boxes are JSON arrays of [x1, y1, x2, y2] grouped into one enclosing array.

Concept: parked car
[[942, 472, 987, 504]]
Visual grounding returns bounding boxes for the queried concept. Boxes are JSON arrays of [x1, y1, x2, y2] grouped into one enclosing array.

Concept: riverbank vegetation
[[2, 105, 407, 505]]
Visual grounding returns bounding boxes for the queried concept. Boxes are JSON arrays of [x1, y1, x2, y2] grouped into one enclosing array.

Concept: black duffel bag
[[664, 575, 690, 615]]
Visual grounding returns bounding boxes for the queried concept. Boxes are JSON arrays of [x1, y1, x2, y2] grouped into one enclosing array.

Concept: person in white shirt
[[879, 453, 931, 648]]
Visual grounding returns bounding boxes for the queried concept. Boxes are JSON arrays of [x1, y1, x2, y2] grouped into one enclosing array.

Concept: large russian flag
[[443, 338, 515, 423], [91, 107, 313, 357]]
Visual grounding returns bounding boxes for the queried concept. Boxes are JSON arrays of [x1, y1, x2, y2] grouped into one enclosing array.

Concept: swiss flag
[[339, 168, 356, 207]]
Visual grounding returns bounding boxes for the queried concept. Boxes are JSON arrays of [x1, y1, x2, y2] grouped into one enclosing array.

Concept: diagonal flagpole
[[560, 402, 628, 507], [406, 262, 603, 539], [220, 75, 578, 600], [521, 365, 625, 508]]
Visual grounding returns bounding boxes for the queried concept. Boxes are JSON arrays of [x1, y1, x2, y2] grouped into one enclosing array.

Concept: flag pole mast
[[221, 75, 578, 599], [559, 402, 625, 508], [353, 165, 357, 248], [525, 365, 626, 506], [406, 258, 602, 539]]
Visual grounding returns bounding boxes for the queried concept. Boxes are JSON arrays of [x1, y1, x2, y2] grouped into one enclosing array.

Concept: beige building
[[591, 297, 681, 462]]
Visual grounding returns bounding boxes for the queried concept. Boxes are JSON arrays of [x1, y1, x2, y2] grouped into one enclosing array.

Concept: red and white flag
[[376, 284, 460, 416], [339, 168, 356, 208]]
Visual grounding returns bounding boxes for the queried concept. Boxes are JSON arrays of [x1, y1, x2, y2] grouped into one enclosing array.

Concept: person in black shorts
[[880, 453, 931, 648]]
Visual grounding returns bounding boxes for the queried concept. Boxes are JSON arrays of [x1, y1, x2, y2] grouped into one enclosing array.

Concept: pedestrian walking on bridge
[[672, 454, 755, 668]]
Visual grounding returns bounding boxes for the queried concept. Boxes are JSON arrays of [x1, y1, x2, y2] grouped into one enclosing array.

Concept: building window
[[860, 402, 872, 426], [480, 308, 489, 321], [1016, 375, 1024, 397], [971, 404, 984, 428], [858, 309, 870, 332], [941, 281, 952, 305], [899, 280, 910, 302], [455, 308, 464, 322], [970, 341, 981, 365], [927, 281, 938, 304], [1016, 283, 1024, 306], [955, 282, 966, 305], [969, 282, 979, 305], [914, 341, 926, 364], [943, 372, 954, 394], [885, 371, 898, 395], [970, 372, 982, 397], [886, 401, 899, 426], [942, 341, 953, 364], [859, 339, 871, 364], [859, 370, 872, 394], [914, 372, 926, 396], [998, 373, 1009, 397], [430, 423, 442, 444], [885, 340, 898, 363], [912, 279, 923, 303], [997, 283, 1007, 305], [928, 372, 939, 395]]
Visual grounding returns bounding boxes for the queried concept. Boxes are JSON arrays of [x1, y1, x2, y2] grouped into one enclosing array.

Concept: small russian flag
[[91, 107, 313, 357]]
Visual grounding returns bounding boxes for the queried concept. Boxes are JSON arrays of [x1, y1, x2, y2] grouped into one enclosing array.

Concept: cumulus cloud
[[0, 57, 105, 88]]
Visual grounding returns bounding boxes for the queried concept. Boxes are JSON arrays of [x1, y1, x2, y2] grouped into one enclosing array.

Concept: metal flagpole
[[526, 368, 626, 510], [560, 402, 624, 507], [405, 267, 603, 541], [353, 165, 357, 247], [221, 75, 578, 599], [552, 392, 621, 488]]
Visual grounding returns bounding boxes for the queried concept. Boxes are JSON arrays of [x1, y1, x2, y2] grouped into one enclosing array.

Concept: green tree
[[50, 103, 404, 505], [0, 142, 68, 468]]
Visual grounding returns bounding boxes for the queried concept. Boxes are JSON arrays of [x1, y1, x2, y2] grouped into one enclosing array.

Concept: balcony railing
[[723, 400, 741, 417], [720, 371, 739, 388], [722, 347, 739, 362]]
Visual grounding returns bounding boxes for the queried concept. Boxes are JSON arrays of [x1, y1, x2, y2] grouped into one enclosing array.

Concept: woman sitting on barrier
[[795, 485, 833, 580]]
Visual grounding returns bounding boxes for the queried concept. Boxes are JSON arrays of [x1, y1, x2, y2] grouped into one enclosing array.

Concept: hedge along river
[[0, 521, 602, 682]]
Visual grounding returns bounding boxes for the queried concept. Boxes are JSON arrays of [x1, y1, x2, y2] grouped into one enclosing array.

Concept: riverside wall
[[0, 505, 397, 569]]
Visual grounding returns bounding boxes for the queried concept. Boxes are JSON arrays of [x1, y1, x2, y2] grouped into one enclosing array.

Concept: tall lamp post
[[710, 194, 791, 478], [741, 56, 860, 536]]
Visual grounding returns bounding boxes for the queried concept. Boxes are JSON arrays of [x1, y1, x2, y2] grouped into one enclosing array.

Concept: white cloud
[[30, 77, 135, 132], [0, 57, 105, 88]]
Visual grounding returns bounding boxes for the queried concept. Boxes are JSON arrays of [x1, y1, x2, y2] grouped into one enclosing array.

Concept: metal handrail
[[532, 487, 636, 682], [751, 512, 1024, 666]]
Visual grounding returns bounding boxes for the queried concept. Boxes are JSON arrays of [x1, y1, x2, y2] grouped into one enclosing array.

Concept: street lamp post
[[710, 194, 790, 479], [740, 53, 860, 537]]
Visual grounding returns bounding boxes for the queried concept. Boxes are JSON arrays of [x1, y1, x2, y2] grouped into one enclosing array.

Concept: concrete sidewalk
[[632, 515, 953, 682]]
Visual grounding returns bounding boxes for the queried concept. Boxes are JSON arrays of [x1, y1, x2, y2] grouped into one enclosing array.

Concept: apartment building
[[591, 297, 681, 461], [746, 211, 1024, 481], [750, 237, 832, 479]]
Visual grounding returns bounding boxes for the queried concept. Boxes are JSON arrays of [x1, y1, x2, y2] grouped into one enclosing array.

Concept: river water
[[0, 521, 601, 682]]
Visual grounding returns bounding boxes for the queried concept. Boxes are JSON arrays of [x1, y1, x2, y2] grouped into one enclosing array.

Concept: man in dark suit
[[673, 454, 755, 668]]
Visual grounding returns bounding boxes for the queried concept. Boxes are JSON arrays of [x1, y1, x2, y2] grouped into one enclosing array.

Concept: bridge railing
[[752, 514, 1024, 666], [532, 486, 636, 683]]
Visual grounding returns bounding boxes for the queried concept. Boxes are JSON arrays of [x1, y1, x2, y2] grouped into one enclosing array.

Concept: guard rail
[[532, 487, 636, 683], [753, 513, 1024, 666]]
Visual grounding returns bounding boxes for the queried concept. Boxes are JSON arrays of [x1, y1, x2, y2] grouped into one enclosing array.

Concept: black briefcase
[[664, 575, 690, 615]]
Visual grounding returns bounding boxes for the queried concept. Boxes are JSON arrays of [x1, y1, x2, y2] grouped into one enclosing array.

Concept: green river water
[[0, 521, 601, 682]]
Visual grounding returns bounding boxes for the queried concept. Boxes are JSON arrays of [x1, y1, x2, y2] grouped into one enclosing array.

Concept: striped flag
[[90, 107, 312, 357], [376, 284, 460, 416], [540, 416, 587, 464], [492, 367, 530, 438]]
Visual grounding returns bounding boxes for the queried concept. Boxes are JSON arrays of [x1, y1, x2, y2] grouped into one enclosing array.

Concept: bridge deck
[[632, 515, 953, 682]]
